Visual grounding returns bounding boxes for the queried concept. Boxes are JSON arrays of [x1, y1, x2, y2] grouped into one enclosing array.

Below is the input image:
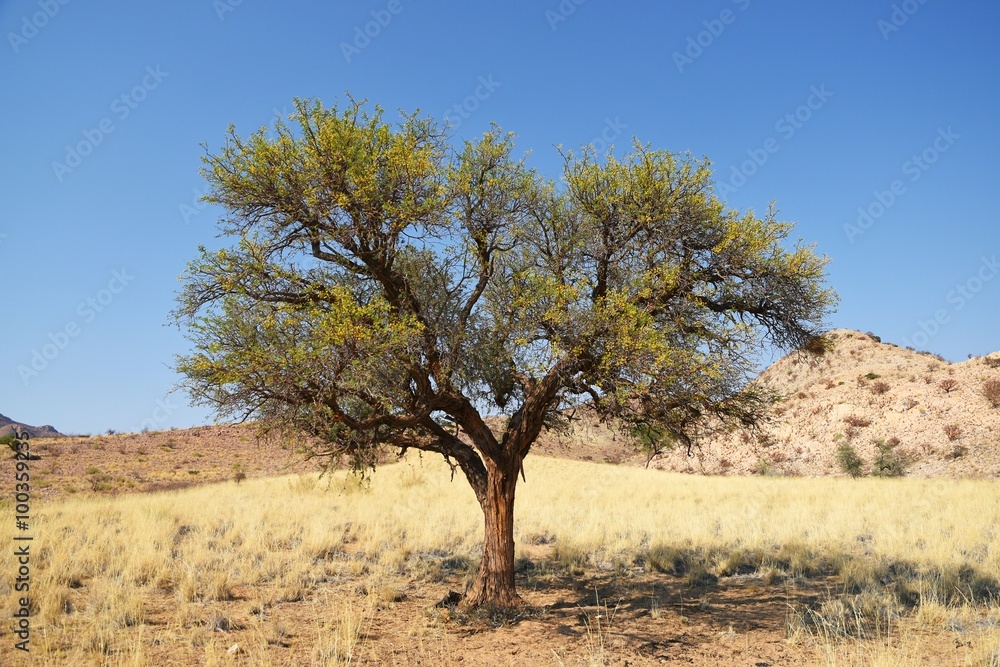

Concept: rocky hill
[[649, 329, 1000, 478], [0, 413, 62, 439]]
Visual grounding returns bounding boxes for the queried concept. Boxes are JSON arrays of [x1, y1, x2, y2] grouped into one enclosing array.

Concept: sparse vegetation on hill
[[648, 329, 1000, 478], [6, 424, 319, 500]]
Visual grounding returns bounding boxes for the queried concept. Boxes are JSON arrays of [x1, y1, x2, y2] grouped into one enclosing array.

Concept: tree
[[173, 97, 836, 608]]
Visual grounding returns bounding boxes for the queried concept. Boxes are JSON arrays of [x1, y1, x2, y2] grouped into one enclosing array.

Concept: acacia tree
[[173, 98, 836, 608]]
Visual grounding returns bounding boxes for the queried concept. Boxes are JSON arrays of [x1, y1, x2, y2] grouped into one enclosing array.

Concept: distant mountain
[[0, 414, 63, 439]]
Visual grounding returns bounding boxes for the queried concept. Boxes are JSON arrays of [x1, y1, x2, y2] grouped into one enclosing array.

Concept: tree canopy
[[173, 97, 836, 607]]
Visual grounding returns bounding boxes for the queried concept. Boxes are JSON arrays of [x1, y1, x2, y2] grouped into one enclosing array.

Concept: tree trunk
[[464, 460, 521, 607]]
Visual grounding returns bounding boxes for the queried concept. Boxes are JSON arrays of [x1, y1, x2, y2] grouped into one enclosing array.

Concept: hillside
[[650, 329, 1000, 477], [17, 424, 320, 499]]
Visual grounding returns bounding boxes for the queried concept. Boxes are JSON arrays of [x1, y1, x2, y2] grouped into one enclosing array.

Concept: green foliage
[[836, 442, 865, 478], [871, 439, 907, 478], [173, 96, 836, 470], [1, 434, 18, 454]]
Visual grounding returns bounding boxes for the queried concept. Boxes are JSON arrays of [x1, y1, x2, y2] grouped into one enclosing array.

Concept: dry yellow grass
[[1, 455, 998, 665]]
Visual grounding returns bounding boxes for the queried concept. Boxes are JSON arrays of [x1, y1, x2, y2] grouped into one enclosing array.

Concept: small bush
[[800, 334, 832, 356], [943, 424, 962, 442], [871, 439, 907, 478], [843, 415, 871, 428], [871, 381, 891, 395], [944, 444, 967, 460], [864, 372, 880, 380], [981, 380, 1000, 408], [1, 434, 18, 455], [939, 378, 959, 394], [836, 443, 865, 478], [983, 355, 1000, 369]]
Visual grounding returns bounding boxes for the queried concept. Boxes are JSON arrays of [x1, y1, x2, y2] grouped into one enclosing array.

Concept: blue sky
[[1, 0, 997, 435]]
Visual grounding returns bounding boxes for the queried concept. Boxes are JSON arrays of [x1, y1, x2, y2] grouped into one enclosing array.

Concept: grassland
[[2, 455, 999, 665]]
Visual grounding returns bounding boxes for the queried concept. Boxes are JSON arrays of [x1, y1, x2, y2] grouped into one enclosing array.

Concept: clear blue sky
[[1, 1, 997, 435]]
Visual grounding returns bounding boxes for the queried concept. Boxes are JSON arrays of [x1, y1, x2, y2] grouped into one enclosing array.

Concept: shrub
[[232, 463, 246, 485], [1, 434, 18, 455], [865, 372, 880, 380], [836, 443, 865, 478], [871, 381, 891, 395], [943, 424, 962, 442], [871, 439, 907, 478], [944, 444, 967, 460], [981, 380, 1000, 408], [800, 334, 832, 356], [983, 355, 1000, 369], [753, 458, 775, 476], [939, 378, 959, 394], [843, 415, 872, 428]]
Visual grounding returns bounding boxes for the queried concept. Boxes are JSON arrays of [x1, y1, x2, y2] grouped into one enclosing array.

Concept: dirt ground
[[10, 559, 981, 666]]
